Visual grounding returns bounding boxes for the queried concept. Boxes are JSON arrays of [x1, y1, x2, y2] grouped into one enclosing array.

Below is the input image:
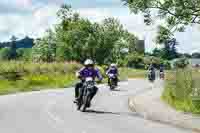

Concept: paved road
[[0, 79, 192, 133]]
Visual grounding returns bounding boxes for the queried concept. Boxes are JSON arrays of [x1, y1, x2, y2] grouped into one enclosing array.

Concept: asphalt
[[0, 79, 193, 133]]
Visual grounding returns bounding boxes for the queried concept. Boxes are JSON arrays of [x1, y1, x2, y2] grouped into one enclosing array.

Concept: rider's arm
[[96, 69, 103, 81], [106, 68, 110, 75], [116, 68, 119, 76], [76, 68, 85, 80]]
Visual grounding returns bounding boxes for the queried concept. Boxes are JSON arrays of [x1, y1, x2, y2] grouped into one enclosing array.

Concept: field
[[0, 61, 81, 95], [0, 61, 146, 95]]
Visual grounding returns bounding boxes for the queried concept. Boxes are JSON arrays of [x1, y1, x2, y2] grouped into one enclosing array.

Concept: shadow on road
[[85, 109, 120, 115], [85, 109, 143, 119], [110, 89, 128, 92]]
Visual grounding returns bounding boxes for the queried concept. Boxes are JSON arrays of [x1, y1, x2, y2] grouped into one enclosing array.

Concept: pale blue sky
[[0, 0, 200, 53]]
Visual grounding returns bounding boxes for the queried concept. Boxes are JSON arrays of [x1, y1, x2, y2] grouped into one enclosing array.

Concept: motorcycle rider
[[159, 64, 164, 72], [148, 64, 156, 81], [74, 59, 103, 106], [159, 64, 165, 79], [106, 63, 119, 86]]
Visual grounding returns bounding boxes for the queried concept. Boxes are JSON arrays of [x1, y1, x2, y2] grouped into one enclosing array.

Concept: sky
[[0, 0, 200, 53]]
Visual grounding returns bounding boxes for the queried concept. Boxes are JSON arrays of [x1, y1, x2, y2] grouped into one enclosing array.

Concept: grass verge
[[0, 61, 146, 95], [162, 69, 200, 114]]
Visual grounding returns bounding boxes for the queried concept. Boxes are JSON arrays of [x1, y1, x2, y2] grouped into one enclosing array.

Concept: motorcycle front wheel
[[82, 93, 91, 112]]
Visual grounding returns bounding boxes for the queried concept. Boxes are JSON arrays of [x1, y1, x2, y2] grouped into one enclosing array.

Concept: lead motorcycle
[[77, 77, 95, 112], [108, 74, 118, 90]]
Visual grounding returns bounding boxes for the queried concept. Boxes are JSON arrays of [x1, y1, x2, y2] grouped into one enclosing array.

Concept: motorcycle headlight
[[86, 81, 94, 88]]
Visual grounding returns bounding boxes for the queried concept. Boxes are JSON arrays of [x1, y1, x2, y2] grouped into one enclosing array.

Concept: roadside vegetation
[[162, 67, 200, 114], [0, 61, 146, 95], [0, 61, 81, 95]]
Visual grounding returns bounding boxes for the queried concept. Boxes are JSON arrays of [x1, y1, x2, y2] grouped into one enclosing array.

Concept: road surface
[[0, 79, 192, 133]]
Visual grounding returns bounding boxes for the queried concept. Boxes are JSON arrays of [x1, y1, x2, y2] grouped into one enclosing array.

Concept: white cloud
[[15, 0, 32, 7], [0, 4, 59, 41]]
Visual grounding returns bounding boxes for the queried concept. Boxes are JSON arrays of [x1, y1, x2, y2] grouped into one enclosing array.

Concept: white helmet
[[110, 63, 117, 67], [84, 59, 94, 66]]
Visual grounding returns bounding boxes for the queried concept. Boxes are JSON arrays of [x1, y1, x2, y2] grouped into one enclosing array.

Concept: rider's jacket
[[76, 67, 103, 81], [106, 67, 118, 75], [160, 67, 164, 72]]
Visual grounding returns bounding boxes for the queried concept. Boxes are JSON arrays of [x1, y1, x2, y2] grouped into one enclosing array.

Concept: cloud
[[15, 0, 32, 7], [175, 25, 200, 53], [0, 0, 35, 14], [0, 4, 59, 41]]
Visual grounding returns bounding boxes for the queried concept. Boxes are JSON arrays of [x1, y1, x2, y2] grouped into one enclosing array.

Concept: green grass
[[122, 68, 146, 79], [0, 74, 77, 95], [162, 68, 200, 114], [0, 61, 146, 95], [0, 61, 81, 95]]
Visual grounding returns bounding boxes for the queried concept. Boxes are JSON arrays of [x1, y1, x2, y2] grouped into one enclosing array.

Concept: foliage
[[0, 36, 34, 49], [0, 61, 82, 95], [0, 61, 140, 95], [33, 4, 138, 65], [123, 0, 200, 34], [32, 30, 56, 62], [162, 69, 200, 114], [127, 53, 145, 68], [174, 57, 189, 69], [192, 52, 200, 58], [16, 48, 32, 61], [152, 37, 179, 61], [0, 48, 12, 60]]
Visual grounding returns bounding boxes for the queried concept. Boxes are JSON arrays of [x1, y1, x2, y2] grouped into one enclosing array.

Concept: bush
[[127, 53, 145, 69]]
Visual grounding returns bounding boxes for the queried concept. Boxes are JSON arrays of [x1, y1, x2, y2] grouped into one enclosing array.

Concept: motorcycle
[[148, 70, 155, 82], [77, 77, 95, 112], [108, 74, 117, 90]]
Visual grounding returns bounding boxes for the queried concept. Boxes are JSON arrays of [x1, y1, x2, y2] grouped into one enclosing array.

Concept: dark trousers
[[108, 77, 118, 85], [75, 81, 98, 101]]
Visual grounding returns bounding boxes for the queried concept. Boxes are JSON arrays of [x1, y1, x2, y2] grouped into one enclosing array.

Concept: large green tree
[[32, 30, 56, 62], [34, 4, 139, 65]]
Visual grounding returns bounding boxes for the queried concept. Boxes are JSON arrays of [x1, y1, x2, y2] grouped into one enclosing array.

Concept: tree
[[35, 4, 139, 64], [32, 30, 56, 62], [16, 48, 32, 61], [97, 18, 124, 64], [192, 52, 200, 58], [127, 53, 145, 68], [123, 0, 200, 28], [123, 0, 200, 43], [162, 38, 179, 60], [152, 38, 179, 60], [0, 48, 12, 60], [9, 35, 18, 60]]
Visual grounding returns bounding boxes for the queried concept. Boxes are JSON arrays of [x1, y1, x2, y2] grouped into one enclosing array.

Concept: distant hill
[[0, 36, 35, 49]]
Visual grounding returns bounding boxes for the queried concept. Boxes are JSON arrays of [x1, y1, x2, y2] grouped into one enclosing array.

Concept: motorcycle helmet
[[84, 59, 94, 66], [110, 63, 117, 68]]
